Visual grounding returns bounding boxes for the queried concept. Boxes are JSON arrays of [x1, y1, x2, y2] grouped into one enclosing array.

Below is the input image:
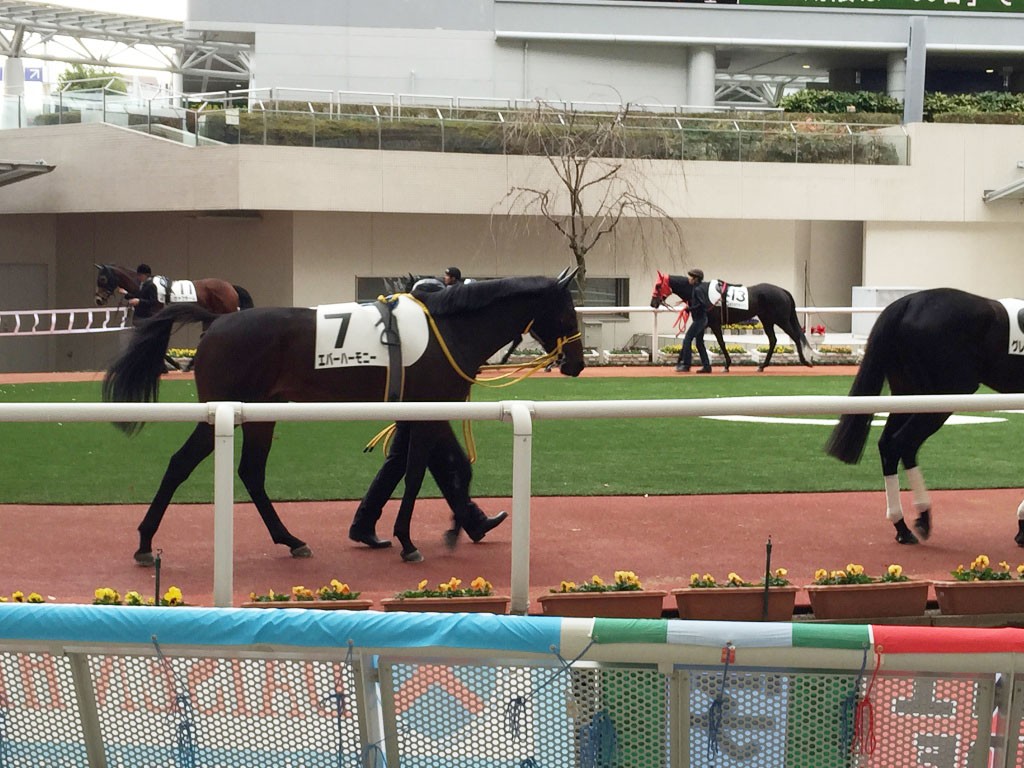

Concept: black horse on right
[[827, 287, 1024, 547], [650, 271, 813, 371]]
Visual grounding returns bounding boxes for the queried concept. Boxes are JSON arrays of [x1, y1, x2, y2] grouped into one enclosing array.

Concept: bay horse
[[94, 263, 254, 315], [103, 272, 584, 565], [650, 271, 812, 371], [826, 287, 1024, 546]]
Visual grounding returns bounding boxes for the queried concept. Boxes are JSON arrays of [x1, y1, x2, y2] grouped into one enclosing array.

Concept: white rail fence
[[0, 306, 129, 336], [3, 392, 1023, 612]]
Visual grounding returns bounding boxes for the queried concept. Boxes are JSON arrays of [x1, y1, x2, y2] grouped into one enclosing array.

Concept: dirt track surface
[[3, 364, 1018, 612]]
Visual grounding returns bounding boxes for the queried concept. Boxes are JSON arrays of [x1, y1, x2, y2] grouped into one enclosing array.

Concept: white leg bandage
[[905, 466, 930, 514], [1017, 498, 1024, 521], [884, 474, 903, 522]]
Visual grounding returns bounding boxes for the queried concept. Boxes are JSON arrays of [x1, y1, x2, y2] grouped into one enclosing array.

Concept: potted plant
[[933, 555, 1024, 615], [671, 568, 797, 621], [242, 580, 373, 610], [805, 563, 928, 620], [536, 571, 666, 618], [380, 576, 509, 614]]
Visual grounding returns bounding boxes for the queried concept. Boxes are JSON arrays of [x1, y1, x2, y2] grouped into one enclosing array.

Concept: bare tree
[[499, 101, 683, 299]]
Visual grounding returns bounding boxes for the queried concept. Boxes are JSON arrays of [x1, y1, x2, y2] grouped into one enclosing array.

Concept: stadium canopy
[[0, 1, 252, 91], [0, 158, 54, 187]]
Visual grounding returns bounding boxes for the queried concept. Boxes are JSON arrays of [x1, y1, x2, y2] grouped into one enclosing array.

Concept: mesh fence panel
[[384, 660, 669, 767], [0, 648, 1008, 767], [0, 650, 88, 766], [88, 654, 363, 767]]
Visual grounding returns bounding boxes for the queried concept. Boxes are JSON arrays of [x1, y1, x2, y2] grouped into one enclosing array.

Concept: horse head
[[528, 268, 585, 376], [650, 270, 673, 308], [94, 264, 118, 306]]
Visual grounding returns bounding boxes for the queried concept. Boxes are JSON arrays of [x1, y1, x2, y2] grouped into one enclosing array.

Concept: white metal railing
[[3, 391, 1024, 613], [0, 306, 129, 336]]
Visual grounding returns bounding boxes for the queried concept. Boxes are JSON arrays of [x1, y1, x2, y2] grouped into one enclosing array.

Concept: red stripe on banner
[[872, 625, 1024, 654]]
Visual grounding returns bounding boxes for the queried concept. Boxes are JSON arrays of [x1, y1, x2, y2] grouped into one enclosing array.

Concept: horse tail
[[103, 304, 217, 435], [234, 285, 255, 310], [824, 299, 902, 464]]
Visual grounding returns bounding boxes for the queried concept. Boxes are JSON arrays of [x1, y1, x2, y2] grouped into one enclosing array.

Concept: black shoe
[[675, 364, 689, 372], [348, 526, 392, 549], [696, 367, 713, 374], [465, 511, 508, 543], [443, 528, 460, 549]]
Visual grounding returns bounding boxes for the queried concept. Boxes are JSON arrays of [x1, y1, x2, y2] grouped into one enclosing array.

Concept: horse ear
[[657, 270, 665, 280], [94, 264, 102, 270], [557, 267, 580, 290], [556, 266, 571, 282]]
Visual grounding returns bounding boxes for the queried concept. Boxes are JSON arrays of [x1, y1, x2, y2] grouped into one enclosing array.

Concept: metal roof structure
[[0, 158, 53, 187], [0, 1, 252, 89]]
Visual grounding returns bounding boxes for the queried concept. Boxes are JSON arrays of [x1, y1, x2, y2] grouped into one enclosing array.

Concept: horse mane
[[415, 276, 554, 316]]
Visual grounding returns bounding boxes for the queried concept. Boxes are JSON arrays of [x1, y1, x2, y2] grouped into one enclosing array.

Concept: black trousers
[[678, 314, 711, 369], [351, 421, 489, 534]]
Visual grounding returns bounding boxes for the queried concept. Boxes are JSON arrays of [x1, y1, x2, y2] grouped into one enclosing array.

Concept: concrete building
[[1, 1, 1024, 371]]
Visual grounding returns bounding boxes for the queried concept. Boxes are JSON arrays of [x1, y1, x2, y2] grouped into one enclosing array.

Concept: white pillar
[[687, 46, 716, 109], [887, 51, 907, 103], [3, 56, 24, 96]]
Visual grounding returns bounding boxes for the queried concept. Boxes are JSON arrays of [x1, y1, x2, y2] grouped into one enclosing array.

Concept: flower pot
[[241, 599, 374, 611], [933, 580, 1024, 615], [671, 586, 798, 622], [536, 590, 667, 619], [379, 596, 510, 614], [805, 581, 929, 620]]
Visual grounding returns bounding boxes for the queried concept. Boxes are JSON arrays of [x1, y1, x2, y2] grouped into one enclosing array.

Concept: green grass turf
[[0, 375, 1021, 504]]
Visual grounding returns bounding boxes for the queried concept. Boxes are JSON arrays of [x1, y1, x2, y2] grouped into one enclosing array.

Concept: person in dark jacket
[[675, 268, 714, 373], [124, 263, 161, 321], [443, 266, 463, 286]]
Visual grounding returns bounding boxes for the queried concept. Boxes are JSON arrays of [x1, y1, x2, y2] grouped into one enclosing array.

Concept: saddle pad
[[315, 296, 429, 370], [999, 298, 1024, 355], [153, 277, 198, 304], [708, 279, 750, 311]]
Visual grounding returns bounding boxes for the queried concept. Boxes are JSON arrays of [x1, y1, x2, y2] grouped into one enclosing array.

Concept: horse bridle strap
[[374, 297, 405, 403]]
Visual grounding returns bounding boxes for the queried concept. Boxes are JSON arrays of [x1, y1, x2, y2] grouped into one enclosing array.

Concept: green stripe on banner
[[590, 618, 668, 644], [792, 623, 872, 649]]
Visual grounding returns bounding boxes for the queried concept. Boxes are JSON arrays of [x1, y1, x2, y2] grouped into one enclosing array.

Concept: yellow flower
[[470, 576, 489, 591], [418, 579, 429, 591], [560, 580, 577, 592], [727, 572, 744, 585], [814, 568, 828, 582], [974, 554, 990, 569], [1000, 561, 1010, 571], [438, 583, 451, 593], [126, 591, 144, 606], [26, 593, 43, 603], [591, 575, 605, 587], [888, 564, 903, 578], [846, 564, 864, 576], [447, 577, 462, 590], [12, 591, 24, 603], [702, 573, 716, 585], [614, 571, 641, 588], [1018, 565, 1024, 576], [775, 568, 788, 578], [291, 585, 315, 601], [690, 573, 701, 585], [163, 586, 184, 606]]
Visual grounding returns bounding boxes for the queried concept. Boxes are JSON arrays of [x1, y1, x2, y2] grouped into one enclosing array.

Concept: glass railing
[[0, 89, 909, 166]]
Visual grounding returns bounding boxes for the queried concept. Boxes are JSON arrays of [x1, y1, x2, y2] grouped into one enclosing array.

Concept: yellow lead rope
[[362, 293, 580, 461]]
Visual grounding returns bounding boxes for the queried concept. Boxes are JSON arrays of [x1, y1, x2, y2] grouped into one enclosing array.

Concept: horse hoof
[[894, 520, 919, 545], [913, 509, 931, 541], [401, 549, 424, 563], [290, 545, 313, 559], [134, 551, 155, 567], [756, 365, 766, 372]]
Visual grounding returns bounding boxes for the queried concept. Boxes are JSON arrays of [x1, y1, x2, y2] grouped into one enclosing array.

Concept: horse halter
[[651, 271, 673, 307], [95, 265, 116, 305], [521, 318, 581, 371]]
